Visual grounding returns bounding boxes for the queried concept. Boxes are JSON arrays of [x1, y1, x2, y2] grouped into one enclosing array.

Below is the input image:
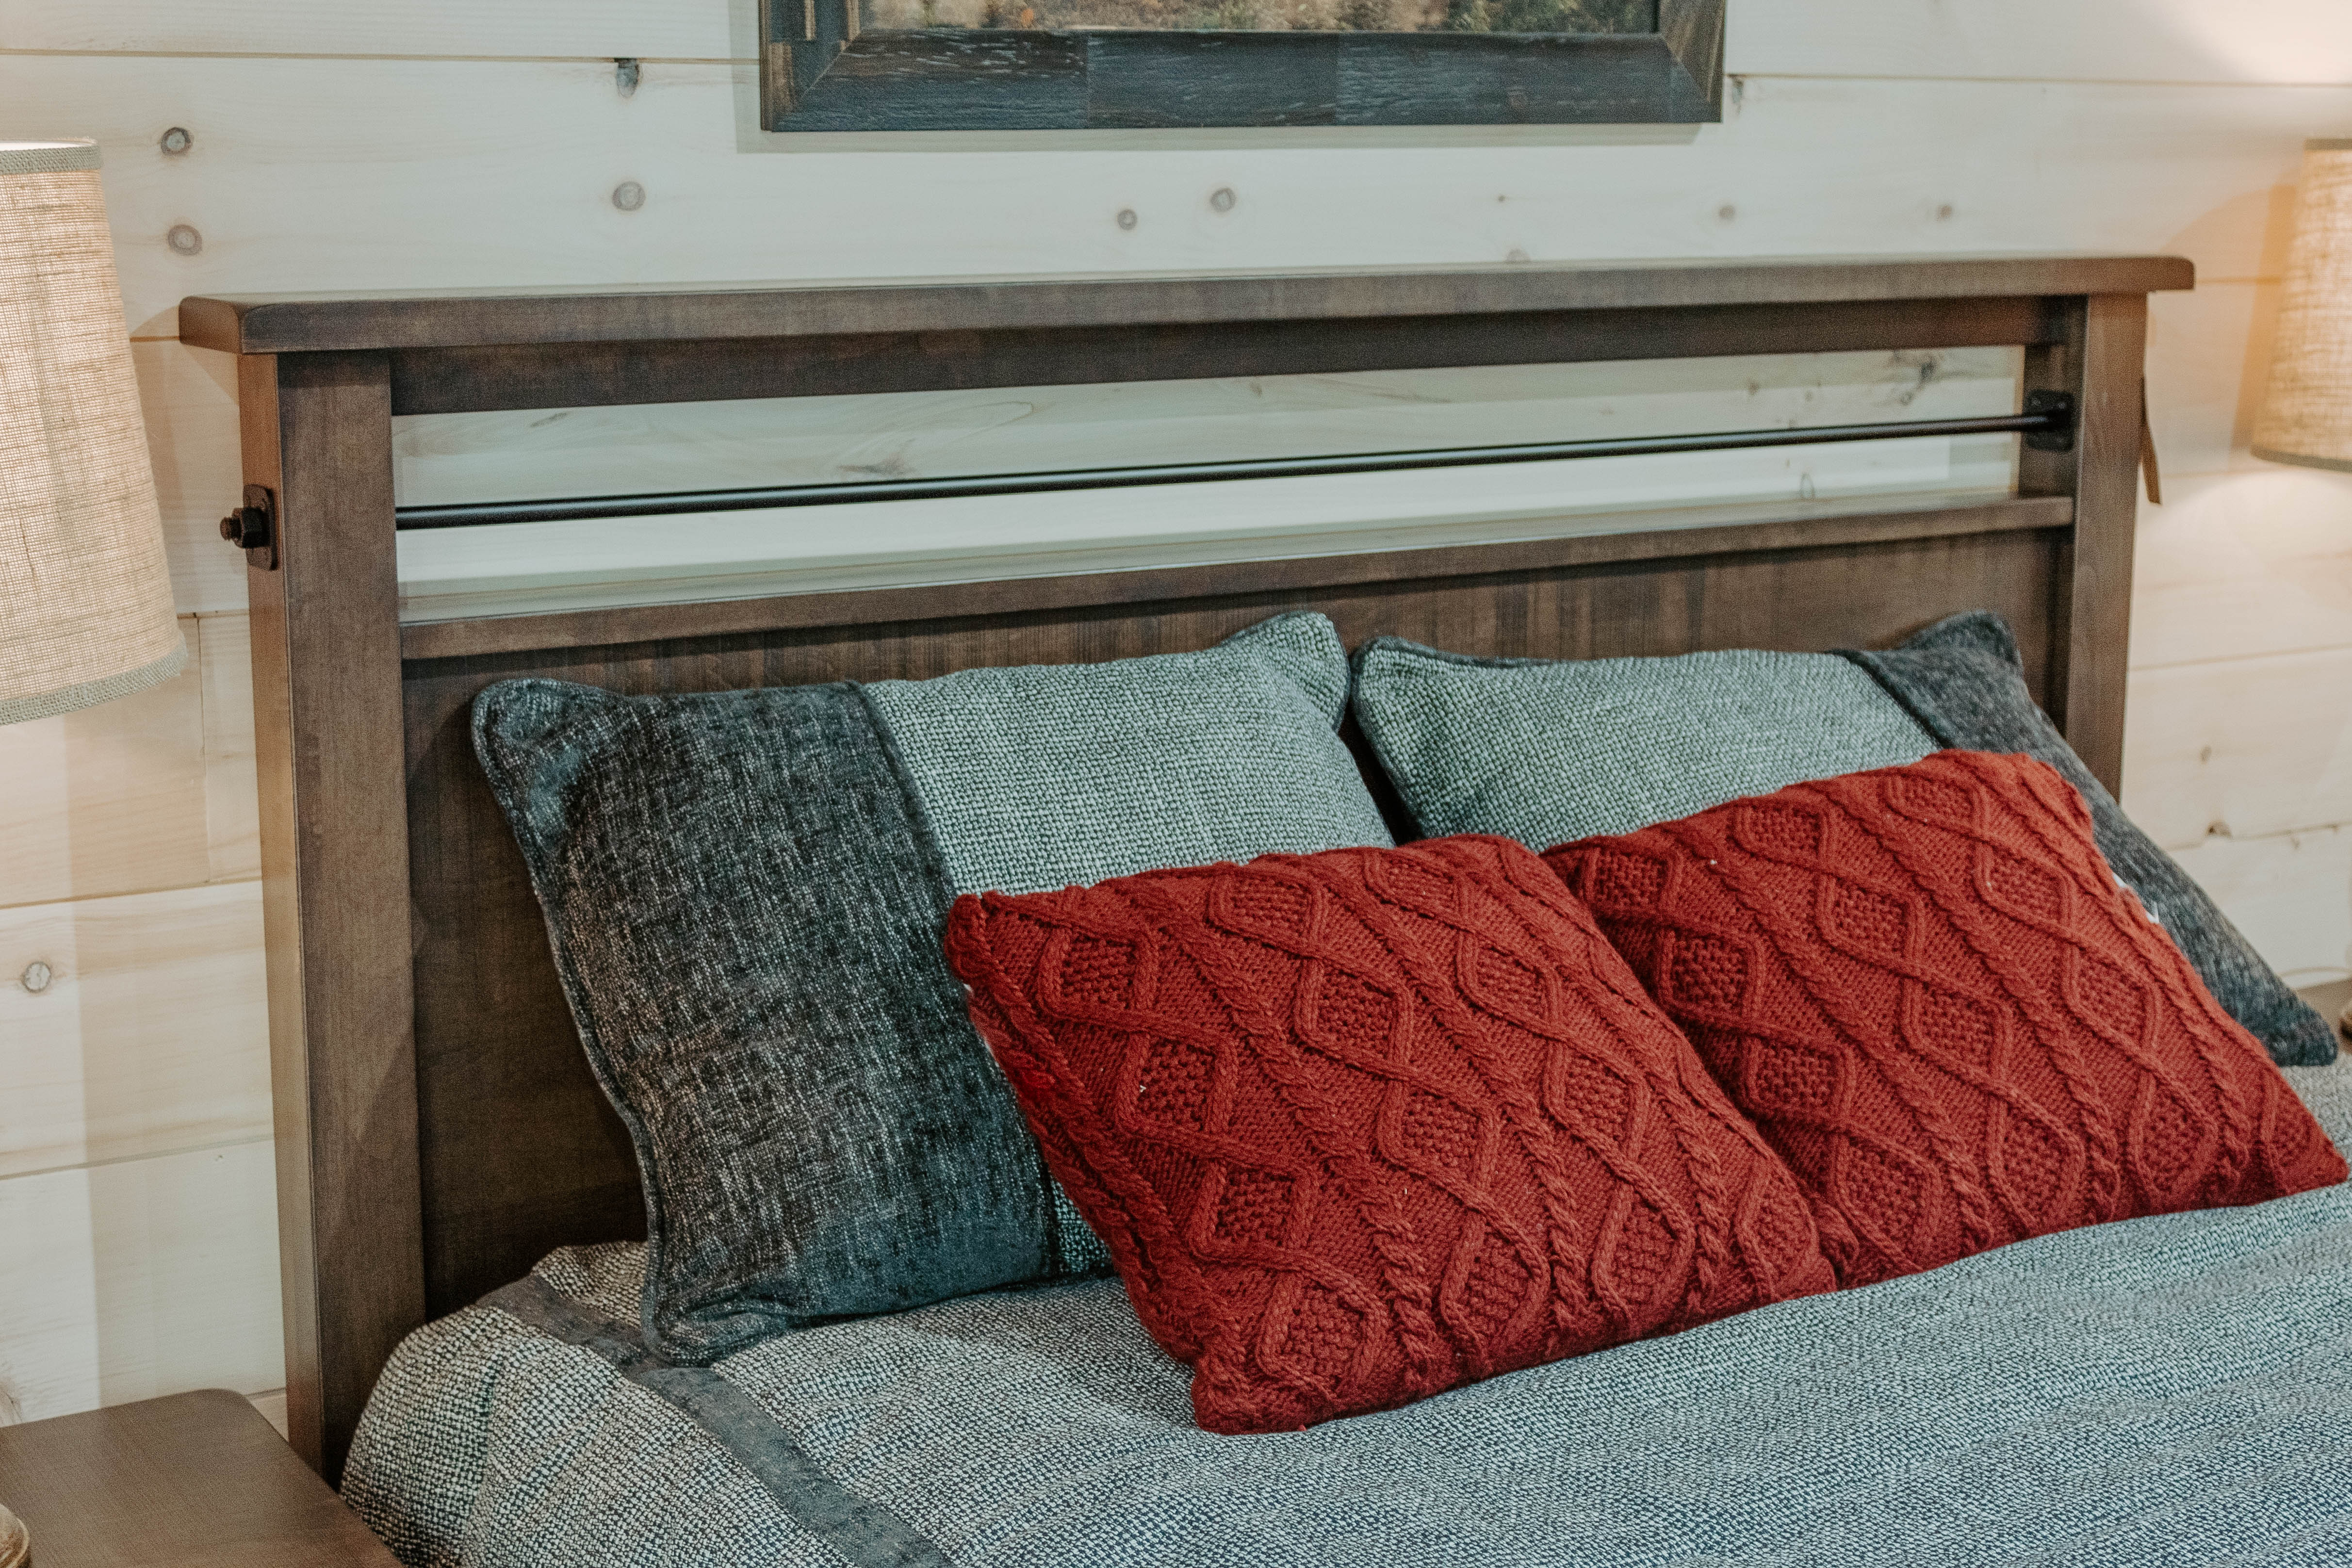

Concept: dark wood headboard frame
[[181, 254, 2191, 1479]]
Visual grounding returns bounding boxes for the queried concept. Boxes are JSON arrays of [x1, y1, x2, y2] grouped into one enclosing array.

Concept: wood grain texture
[[2018, 293, 2144, 799], [2132, 467, 2352, 671], [240, 354, 422, 1483], [200, 613, 261, 884], [0, 882, 268, 1181], [134, 343, 249, 616], [2124, 649, 2352, 853], [11, 59, 2305, 339], [0, 612, 254, 907], [391, 346, 2022, 506], [0, 1144, 282, 1426], [2167, 825, 2352, 985], [0, 615, 258, 910], [2061, 294, 2148, 798], [1726, 0, 2352, 85], [398, 492, 2070, 660], [182, 255, 2190, 357], [2143, 282, 2280, 485], [0, 1390, 398, 1568], [11, 0, 2347, 85], [392, 469, 2031, 628], [0, 0, 735, 59], [383, 296, 2063, 417]]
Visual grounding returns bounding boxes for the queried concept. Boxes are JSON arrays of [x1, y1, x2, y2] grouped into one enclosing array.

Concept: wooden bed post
[[239, 349, 425, 1481], [2025, 292, 2148, 798]]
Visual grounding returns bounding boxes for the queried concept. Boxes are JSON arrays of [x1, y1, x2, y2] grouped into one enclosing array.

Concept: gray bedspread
[[346, 1060, 2352, 1568]]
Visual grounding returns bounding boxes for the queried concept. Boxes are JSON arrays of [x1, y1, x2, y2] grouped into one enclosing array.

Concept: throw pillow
[[1548, 751, 2347, 1289], [945, 833, 1837, 1434], [1349, 621, 2335, 1066], [1842, 611, 2336, 1065], [474, 612, 1392, 1362]]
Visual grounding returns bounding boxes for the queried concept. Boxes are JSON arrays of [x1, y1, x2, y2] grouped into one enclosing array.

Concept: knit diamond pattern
[[1548, 751, 2348, 1287], [946, 834, 1836, 1435]]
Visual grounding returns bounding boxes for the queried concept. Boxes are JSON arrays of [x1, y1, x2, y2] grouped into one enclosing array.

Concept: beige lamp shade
[[0, 138, 186, 725], [2254, 139, 2352, 473]]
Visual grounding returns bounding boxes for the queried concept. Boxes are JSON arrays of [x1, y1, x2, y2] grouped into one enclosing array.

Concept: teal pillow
[[476, 612, 1391, 1361]]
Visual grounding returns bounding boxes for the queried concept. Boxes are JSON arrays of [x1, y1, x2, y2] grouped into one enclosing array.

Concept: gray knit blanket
[[343, 1061, 2352, 1568]]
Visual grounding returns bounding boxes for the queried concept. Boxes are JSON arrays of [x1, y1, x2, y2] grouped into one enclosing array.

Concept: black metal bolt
[[220, 504, 268, 547]]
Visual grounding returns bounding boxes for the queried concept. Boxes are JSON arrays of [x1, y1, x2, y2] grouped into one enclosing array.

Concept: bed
[[178, 253, 2352, 1566]]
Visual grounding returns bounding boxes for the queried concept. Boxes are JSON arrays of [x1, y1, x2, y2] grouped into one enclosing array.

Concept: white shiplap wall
[[2, 0, 2350, 1425]]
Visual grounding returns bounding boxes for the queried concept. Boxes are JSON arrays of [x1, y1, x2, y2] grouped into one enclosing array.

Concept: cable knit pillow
[[1351, 620, 2335, 1067], [1548, 751, 2347, 1289], [945, 834, 1836, 1435]]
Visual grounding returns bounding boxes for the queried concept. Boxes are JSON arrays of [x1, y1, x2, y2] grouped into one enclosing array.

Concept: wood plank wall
[[2, 0, 2349, 1428]]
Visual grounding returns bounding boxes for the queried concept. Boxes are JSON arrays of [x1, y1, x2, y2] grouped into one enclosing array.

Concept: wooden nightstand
[[0, 1389, 400, 1567]]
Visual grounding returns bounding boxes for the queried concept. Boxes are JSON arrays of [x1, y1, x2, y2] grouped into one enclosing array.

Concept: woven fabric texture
[[0, 159, 185, 723], [867, 612, 1389, 897], [1350, 637, 1935, 846], [945, 835, 1835, 1434], [474, 678, 1065, 1363], [1842, 609, 2337, 1065], [871, 611, 1390, 1273], [346, 1064, 2352, 1568], [473, 614, 1391, 1354], [1550, 751, 2348, 1289], [1355, 639, 1938, 851]]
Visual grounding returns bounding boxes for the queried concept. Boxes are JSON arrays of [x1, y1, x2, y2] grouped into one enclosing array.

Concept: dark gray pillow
[[1840, 611, 2335, 1067], [1351, 618, 2332, 1068], [474, 612, 1392, 1362]]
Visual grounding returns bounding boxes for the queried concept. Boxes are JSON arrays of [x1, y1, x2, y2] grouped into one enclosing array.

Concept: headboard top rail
[[180, 252, 2193, 358]]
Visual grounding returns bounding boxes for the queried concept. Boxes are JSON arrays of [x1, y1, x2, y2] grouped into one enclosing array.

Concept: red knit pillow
[[1547, 751, 2347, 1289], [944, 833, 1835, 1435]]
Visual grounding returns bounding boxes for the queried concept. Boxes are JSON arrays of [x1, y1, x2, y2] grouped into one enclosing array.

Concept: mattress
[[346, 1058, 2352, 1568]]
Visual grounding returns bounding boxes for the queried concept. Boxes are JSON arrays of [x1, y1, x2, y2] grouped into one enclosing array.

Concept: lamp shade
[[0, 139, 185, 725], [2254, 139, 2352, 473]]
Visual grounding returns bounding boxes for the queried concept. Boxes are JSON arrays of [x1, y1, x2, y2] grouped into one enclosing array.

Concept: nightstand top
[[0, 1390, 400, 1568]]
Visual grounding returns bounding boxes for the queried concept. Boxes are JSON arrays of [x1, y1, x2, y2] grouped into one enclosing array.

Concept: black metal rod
[[392, 408, 2063, 531]]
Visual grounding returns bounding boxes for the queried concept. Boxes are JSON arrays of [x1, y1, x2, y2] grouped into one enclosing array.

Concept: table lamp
[[1, 138, 186, 728], [0, 136, 188, 1567], [2256, 139, 2352, 474], [2253, 137, 2352, 1045]]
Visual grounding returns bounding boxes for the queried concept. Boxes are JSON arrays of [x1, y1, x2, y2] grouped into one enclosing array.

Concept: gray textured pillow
[[475, 612, 1391, 1361], [1350, 617, 2333, 1069], [1842, 611, 2335, 1067], [1351, 638, 1937, 848]]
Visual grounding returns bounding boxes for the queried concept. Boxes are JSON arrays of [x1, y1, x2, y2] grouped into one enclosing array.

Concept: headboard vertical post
[[2023, 293, 2146, 797], [240, 349, 425, 1481]]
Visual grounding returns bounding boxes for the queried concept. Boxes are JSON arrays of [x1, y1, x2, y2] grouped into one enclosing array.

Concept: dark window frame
[[756, 0, 1722, 131]]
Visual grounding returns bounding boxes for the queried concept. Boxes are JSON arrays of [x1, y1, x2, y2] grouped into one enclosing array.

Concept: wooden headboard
[[180, 253, 2191, 1479]]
